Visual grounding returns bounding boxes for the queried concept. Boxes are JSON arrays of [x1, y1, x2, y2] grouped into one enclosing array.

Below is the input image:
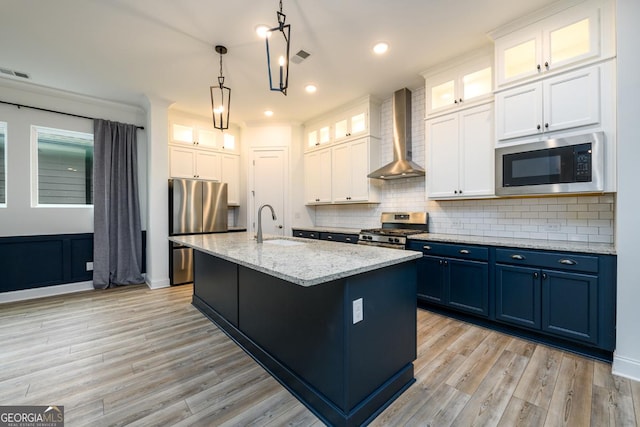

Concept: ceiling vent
[[0, 67, 30, 79], [291, 49, 310, 65]]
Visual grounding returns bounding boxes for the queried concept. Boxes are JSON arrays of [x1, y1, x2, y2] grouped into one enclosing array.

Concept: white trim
[[146, 277, 171, 289], [0, 281, 94, 304], [612, 352, 640, 382]]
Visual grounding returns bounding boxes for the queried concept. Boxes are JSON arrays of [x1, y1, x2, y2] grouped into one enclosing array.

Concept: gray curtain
[[93, 119, 144, 288]]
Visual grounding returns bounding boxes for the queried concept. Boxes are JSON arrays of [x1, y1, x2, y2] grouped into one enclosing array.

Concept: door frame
[[248, 146, 290, 236]]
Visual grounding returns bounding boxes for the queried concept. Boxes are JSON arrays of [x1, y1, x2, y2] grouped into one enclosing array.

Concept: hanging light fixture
[[210, 45, 231, 130], [265, 0, 291, 95]]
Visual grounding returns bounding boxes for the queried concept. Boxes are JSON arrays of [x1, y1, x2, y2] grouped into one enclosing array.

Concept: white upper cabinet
[[304, 148, 332, 204], [221, 153, 240, 205], [170, 146, 221, 181], [496, 65, 601, 141], [304, 96, 381, 151], [493, 1, 611, 87], [331, 137, 380, 203], [424, 54, 493, 116], [426, 103, 494, 199]]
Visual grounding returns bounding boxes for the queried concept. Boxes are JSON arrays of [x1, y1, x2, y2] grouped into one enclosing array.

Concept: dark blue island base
[[191, 250, 417, 427]]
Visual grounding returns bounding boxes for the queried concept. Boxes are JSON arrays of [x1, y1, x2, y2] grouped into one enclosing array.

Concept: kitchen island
[[169, 232, 421, 427]]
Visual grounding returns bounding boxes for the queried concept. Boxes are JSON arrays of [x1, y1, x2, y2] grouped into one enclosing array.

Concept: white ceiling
[[0, 0, 559, 125]]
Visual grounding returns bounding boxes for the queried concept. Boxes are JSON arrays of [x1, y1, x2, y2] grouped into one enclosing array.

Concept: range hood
[[368, 88, 425, 180]]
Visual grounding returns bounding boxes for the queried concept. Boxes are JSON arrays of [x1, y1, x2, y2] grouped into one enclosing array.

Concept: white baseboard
[[146, 277, 171, 289], [0, 281, 94, 304], [612, 352, 640, 382]]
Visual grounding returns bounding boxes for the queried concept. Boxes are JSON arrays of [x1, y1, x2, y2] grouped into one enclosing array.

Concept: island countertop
[[170, 232, 421, 287]]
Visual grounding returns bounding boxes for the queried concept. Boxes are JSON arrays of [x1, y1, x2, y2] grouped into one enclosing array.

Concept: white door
[[251, 148, 286, 237], [459, 104, 494, 198]]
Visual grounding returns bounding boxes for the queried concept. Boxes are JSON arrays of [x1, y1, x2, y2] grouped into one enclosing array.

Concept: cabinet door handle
[[537, 124, 541, 130], [545, 123, 549, 129], [444, 260, 448, 266], [558, 259, 577, 266], [345, 237, 352, 242], [545, 61, 549, 69], [537, 64, 541, 71], [327, 236, 333, 239], [533, 272, 539, 279], [454, 99, 458, 104], [310, 234, 315, 238], [439, 259, 443, 265], [542, 273, 548, 280], [459, 249, 470, 254], [459, 98, 463, 103], [423, 245, 432, 250], [511, 254, 525, 260]]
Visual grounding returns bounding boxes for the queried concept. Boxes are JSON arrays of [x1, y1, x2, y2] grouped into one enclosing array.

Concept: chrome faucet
[[256, 204, 277, 243]]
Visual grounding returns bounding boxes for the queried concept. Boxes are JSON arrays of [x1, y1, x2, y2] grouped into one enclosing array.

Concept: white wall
[[612, 0, 640, 380], [0, 80, 146, 237], [242, 122, 312, 233]]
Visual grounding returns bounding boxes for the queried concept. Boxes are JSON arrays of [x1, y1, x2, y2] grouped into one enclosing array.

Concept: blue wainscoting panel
[[0, 232, 146, 293]]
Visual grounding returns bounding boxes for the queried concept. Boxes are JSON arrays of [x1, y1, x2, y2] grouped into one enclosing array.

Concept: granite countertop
[[409, 233, 616, 255], [291, 226, 362, 235], [170, 232, 421, 287]]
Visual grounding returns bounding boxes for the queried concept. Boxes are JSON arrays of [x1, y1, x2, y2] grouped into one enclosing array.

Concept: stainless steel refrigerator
[[169, 179, 228, 285]]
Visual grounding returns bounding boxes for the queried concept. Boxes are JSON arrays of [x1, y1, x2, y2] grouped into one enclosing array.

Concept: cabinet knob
[[444, 260, 448, 266], [537, 64, 541, 71], [545, 123, 549, 129], [537, 124, 541, 130], [454, 190, 458, 194], [534, 272, 539, 279], [542, 273, 548, 280], [454, 99, 458, 104], [459, 189, 463, 194], [545, 61, 549, 69], [459, 98, 463, 103], [439, 259, 443, 265]]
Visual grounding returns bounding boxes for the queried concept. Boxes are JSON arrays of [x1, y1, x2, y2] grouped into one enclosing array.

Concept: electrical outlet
[[352, 298, 363, 324], [544, 223, 561, 232], [86, 262, 93, 271]]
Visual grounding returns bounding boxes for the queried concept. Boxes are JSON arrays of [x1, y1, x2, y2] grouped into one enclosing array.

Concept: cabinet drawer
[[319, 232, 358, 244], [410, 241, 488, 261], [496, 248, 598, 273], [292, 230, 320, 240]]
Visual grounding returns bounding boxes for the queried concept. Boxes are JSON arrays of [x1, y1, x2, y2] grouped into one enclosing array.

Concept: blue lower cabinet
[[410, 239, 616, 358], [496, 264, 542, 329], [542, 269, 598, 344], [413, 242, 489, 317]]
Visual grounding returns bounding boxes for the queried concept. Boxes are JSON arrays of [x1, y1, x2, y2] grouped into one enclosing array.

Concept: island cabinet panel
[[238, 262, 416, 421], [187, 243, 418, 427], [193, 251, 238, 326]]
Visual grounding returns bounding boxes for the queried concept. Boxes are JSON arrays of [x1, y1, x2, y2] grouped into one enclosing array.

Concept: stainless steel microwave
[[495, 132, 604, 196]]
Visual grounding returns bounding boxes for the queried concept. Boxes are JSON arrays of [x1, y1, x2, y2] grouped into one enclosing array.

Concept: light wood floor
[[1, 284, 638, 427]]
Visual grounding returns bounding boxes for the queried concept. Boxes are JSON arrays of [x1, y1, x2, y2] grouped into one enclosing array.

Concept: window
[[33, 126, 93, 206], [0, 122, 5, 205]]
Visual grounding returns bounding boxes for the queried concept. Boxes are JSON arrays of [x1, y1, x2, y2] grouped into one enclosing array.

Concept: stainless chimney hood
[[368, 88, 425, 180]]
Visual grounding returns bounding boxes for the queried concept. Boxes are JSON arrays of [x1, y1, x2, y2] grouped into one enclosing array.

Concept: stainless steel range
[[358, 212, 428, 249]]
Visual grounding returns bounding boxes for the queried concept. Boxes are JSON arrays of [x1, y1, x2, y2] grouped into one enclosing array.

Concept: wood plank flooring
[[0, 284, 638, 426]]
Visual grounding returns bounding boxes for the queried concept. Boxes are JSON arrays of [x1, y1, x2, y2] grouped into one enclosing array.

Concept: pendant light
[[210, 45, 231, 130], [265, 0, 291, 95]]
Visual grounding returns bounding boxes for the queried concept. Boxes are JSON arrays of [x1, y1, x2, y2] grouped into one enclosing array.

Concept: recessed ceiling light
[[264, 110, 274, 117], [305, 84, 317, 93], [373, 42, 389, 55], [255, 25, 270, 38]]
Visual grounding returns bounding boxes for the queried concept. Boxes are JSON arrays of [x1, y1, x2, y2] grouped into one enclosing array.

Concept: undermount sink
[[263, 239, 306, 246]]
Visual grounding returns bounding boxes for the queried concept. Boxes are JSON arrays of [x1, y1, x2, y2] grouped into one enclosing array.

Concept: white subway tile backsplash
[[313, 86, 615, 245]]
